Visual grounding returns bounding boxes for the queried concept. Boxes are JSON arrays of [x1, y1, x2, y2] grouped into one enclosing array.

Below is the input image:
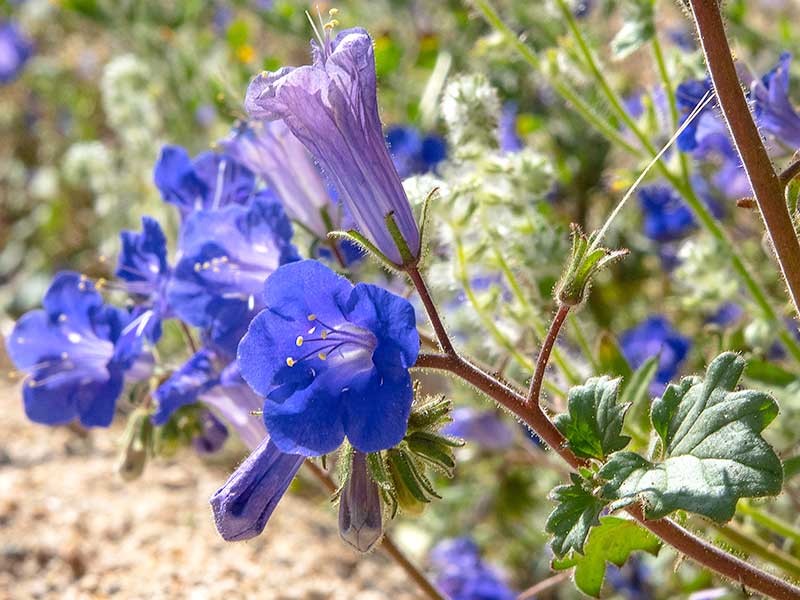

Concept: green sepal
[[407, 395, 453, 431], [417, 187, 439, 263], [385, 211, 418, 267], [328, 229, 398, 270], [555, 225, 628, 306], [404, 431, 461, 476], [555, 376, 631, 461]]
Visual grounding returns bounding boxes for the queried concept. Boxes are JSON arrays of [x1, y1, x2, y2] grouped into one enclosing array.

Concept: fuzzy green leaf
[[599, 353, 783, 521], [546, 474, 607, 557], [552, 516, 661, 597], [620, 355, 659, 437], [555, 376, 631, 460]]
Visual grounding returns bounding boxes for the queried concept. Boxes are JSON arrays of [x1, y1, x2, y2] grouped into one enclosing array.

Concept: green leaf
[[555, 376, 631, 460], [744, 358, 798, 387], [552, 516, 661, 597], [599, 353, 783, 521], [620, 355, 659, 436], [546, 474, 607, 557]]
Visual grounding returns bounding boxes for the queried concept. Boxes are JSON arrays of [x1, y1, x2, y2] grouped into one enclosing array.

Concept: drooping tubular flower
[[237, 259, 420, 456], [6, 272, 142, 427], [244, 27, 421, 266], [221, 120, 336, 239]]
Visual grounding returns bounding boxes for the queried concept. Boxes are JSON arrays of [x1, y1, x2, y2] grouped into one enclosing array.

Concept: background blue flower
[[620, 316, 691, 392]]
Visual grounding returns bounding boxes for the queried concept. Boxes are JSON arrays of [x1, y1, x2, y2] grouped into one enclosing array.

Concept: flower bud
[[338, 451, 383, 553]]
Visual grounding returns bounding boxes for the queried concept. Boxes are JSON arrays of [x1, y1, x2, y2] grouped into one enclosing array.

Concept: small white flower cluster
[[441, 73, 501, 157], [674, 235, 740, 309]]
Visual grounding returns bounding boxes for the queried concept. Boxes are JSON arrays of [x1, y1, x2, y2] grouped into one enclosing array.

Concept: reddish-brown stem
[[406, 266, 457, 357], [413, 352, 800, 599], [689, 0, 800, 319], [527, 304, 570, 404], [780, 159, 800, 188], [302, 461, 446, 600]]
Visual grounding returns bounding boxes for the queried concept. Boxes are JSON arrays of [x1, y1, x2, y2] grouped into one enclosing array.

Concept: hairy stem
[[407, 265, 456, 357], [689, 0, 800, 320], [303, 461, 446, 600], [528, 304, 571, 404]]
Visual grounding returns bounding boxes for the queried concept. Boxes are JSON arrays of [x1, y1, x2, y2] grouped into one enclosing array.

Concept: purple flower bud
[[210, 437, 304, 541], [339, 451, 382, 553], [244, 28, 420, 265], [221, 120, 334, 238], [192, 410, 229, 454]]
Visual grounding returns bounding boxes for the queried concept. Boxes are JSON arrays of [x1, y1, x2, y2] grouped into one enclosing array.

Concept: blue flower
[[443, 408, 515, 451], [752, 53, 800, 149], [637, 184, 696, 242], [116, 216, 171, 341], [193, 410, 229, 454], [237, 259, 420, 456], [428, 538, 516, 600], [153, 145, 256, 218], [707, 303, 744, 327], [167, 194, 299, 357], [210, 436, 304, 541], [386, 125, 447, 179], [6, 272, 139, 427], [152, 348, 221, 425], [221, 120, 337, 238], [675, 78, 731, 154], [620, 316, 690, 391], [245, 27, 421, 265], [339, 450, 382, 552], [498, 102, 523, 152], [0, 21, 33, 84]]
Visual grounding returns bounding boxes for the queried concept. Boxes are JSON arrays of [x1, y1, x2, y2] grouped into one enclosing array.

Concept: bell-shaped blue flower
[[210, 436, 304, 541], [154, 145, 256, 218], [6, 272, 138, 427], [0, 21, 33, 84], [245, 28, 421, 265], [167, 193, 299, 357], [338, 450, 383, 552], [620, 316, 690, 392], [752, 53, 800, 149], [221, 120, 337, 239], [237, 259, 420, 456], [116, 216, 171, 341], [442, 408, 515, 451]]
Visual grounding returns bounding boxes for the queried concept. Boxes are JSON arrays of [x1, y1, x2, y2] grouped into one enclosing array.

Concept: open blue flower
[[222, 120, 337, 238], [238, 259, 420, 456], [154, 145, 256, 218], [752, 53, 800, 149], [116, 216, 171, 341], [210, 436, 304, 541], [167, 194, 299, 357], [638, 184, 696, 242], [0, 21, 33, 84], [6, 272, 138, 427], [245, 27, 420, 265], [620, 316, 690, 392]]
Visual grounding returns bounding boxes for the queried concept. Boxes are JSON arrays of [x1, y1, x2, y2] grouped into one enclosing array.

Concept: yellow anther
[[321, 330, 328, 340], [308, 314, 317, 321], [296, 336, 304, 347], [202, 261, 210, 270], [329, 8, 338, 16], [286, 357, 295, 367], [220, 256, 229, 263], [194, 263, 201, 272], [318, 352, 327, 361], [96, 277, 107, 289], [58, 314, 67, 322]]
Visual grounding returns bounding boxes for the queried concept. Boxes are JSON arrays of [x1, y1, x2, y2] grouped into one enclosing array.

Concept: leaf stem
[[303, 461, 446, 600], [688, 0, 800, 320]]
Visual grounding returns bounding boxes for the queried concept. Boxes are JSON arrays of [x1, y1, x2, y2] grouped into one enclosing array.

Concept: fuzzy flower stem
[[406, 265, 457, 358], [689, 0, 800, 322], [779, 159, 800, 188], [527, 305, 570, 405], [302, 460, 446, 600], [413, 347, 800, 598]]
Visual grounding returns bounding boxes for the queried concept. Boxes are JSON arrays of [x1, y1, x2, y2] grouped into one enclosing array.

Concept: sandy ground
[[0, 381, 422, 600]]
